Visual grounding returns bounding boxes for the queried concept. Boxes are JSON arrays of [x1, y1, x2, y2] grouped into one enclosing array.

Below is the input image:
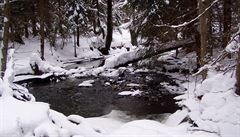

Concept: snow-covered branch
[[155, 0, 219, 28], [225, 25, 240, 53], [113, 0, 127, 9]]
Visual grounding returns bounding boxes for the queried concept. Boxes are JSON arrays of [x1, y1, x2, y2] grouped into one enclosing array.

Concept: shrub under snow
[[176, 71, 240, 137]]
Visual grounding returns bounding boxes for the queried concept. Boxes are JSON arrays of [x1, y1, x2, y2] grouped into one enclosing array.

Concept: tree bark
[[223, 0, 231, 48], [31, 1, 37, 37], [93, 0, 105, 39], [74, 31, 77, 57], [236, 50, 240, 95], [207, 3, 213, 56], [193, 28, 201, 69], [76, 26, 80, 47], [198, 0, 208, 79], [38, 0, 45, 60], [32, 16, 37, 36], [24, 17, 29, 38], [102, 0, 113, 55], [130, 29, 138, 46], [1, 0, 10, 77]]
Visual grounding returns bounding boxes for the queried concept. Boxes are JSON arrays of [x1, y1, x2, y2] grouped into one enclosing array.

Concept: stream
[[26, 58, 184, 118]]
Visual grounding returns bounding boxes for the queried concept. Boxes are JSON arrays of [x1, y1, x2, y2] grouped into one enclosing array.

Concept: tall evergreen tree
[[198, 0, 208, 79], [223, 0, 231, 48], [236, 49, 240, 95], [100, 0, 113, 55], [38, 0, 45, 60], [1, 0, 10, 77]]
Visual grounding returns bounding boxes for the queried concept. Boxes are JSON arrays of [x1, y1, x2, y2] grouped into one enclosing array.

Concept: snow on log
[[104, 38, 195, 68]]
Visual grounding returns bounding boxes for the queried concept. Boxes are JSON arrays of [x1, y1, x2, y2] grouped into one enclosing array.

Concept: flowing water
[[23, 58, 185, 117], [27, 70, 180, 117]]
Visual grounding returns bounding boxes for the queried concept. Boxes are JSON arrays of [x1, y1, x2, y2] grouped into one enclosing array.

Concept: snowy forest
[[0, 0, 240, 137]]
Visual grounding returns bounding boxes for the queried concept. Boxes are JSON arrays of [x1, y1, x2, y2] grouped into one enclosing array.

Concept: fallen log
[[111, 38, 195, 68], [63, 56, 104, 65], [14, 73, 67, 85]]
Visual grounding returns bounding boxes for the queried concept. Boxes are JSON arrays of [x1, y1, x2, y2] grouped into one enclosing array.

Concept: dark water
[[27, 70, 181, 117]]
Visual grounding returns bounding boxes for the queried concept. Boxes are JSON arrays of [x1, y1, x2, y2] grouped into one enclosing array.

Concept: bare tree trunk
[[31, 0, 37, 37], [32, 16, 37, 36], [76, 26, 80, 47], [236, 51, 240, 95], [92, 0, 105, 39], [74, 31, 77, 57], [130, 29, 138, 46], [208, 3, 213, 56], [38, 0, 45, 60], [198, 0, 208, 79], [24, 17, 29, 38], [130, 13, 138, 46], [1, 0, 10, 77], [223, 0, 231, 48], [102, 0, 113, 55]]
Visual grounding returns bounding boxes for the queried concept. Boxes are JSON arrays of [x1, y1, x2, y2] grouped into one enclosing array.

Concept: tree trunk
[[76, 26, 80, 47], [1, 0, 10, 77], [102, 0, 113, 55], [198, 0, 208, 79], [93, 0, 105, 39], [74, 31, 77, 57], [207, 3, 213, 56], [24, 17, 29, 38], [31, 1, 37, 37], [223, 0, 231, 48], [195, 33, 201, 69], [38, 0, 45, 60], [32, 16, 37, 36], [130, 12, 138, 46], [236, 51, 240, 96], [130, 29, 138, 46]]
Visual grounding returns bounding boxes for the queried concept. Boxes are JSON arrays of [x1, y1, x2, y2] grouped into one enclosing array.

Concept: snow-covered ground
[[12, 29, 143, 83], [0, 95, 219, 137]]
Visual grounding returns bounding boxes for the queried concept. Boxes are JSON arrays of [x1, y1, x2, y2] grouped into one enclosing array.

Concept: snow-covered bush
[[0, 49, 35, 100], [29, 53, 67, 75], [177, 72, 240, 137]]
